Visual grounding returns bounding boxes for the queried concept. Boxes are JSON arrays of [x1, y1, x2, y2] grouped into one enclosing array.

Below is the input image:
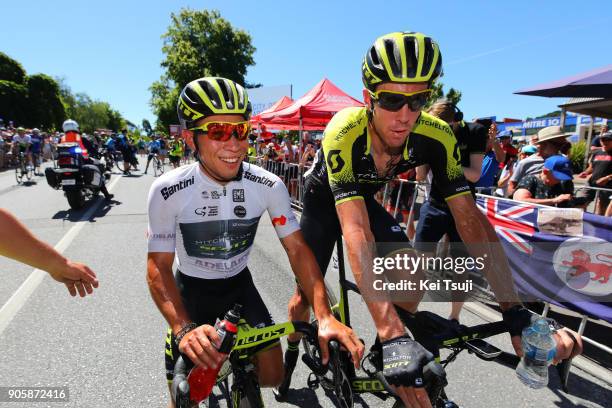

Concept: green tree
[[150, 8, 256, 130], [27, 74, 65, 130], [142, 119, 153, 136], [107, 108, 124, 132], [0, 52, 26, 84], [0, 80, 28, 124], [425, 82, 462, 109]]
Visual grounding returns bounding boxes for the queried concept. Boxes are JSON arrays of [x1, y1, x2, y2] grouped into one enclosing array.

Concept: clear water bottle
[[515, 318, 556, 389]]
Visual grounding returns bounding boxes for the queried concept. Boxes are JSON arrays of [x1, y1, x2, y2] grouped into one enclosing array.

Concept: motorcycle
[[44, 142, 110, 210]]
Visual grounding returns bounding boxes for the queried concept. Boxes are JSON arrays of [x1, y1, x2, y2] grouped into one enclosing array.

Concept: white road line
[[0, 175, 121, 335]]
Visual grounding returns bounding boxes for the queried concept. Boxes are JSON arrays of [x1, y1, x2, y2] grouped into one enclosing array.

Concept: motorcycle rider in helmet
[[61, 119, 114, 200]]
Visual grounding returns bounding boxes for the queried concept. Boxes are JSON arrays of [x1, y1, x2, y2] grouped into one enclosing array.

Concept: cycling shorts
[[300, 176, 410, 277], [164, 268, 277, 383], [168, 155, 181, 165]]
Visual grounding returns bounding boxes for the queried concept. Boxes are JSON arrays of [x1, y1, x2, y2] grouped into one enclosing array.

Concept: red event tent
[[258, 78, 364, 131], [251, 96, 294, 125]]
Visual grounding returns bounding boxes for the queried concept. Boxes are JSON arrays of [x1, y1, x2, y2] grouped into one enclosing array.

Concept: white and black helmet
[[62, 119, 79, 133]]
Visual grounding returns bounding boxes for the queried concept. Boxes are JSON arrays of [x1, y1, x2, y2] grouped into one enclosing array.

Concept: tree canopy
[[426, 82, 463, 109], [150, 8, 256, 130], [0, 52, 26, 84]]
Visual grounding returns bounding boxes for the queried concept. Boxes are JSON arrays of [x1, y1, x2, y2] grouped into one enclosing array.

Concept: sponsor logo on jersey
[[272, 215, 287, 226], [148, 232, 176, 240], [243, 171, 276, 187], [327, 150, 345, 174], [194, 206, 219, 216], [417, 118, 454, 137], [234, 205, 247, 218], [335, 191, 357, 200], [201, 191, 209, 199], [334, 120, 360, 141], [160, 176, 194, 200], [232, 189, 245, 202], [211, 191, 223, 199]]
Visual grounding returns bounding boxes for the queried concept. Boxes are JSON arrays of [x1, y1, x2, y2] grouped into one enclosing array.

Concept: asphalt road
[[0, 159, 609, 407]]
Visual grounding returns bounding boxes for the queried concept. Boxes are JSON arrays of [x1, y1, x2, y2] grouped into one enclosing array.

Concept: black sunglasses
[[369, 89, 432, 112]]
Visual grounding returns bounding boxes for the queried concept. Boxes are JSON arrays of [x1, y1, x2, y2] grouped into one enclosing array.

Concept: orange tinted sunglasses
[[190, 121, 250, 142]]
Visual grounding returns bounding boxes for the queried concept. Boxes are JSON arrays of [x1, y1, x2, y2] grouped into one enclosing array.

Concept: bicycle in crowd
[[14, 151, 33, 184], [100, 147, 125, 173], [290, 238, 574, 408], [172, 306, 326, 408]]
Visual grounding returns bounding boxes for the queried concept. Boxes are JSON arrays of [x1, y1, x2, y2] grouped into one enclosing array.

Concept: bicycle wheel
[[25, 163, 33, 181], [301, 337, 353, 408], [114, 151, 124, 172], [231, 374, 264, 408], [34, 155, 41, 175], [15, 165, 23, 184]]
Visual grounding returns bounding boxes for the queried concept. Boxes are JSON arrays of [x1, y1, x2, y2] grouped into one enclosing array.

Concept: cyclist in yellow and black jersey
[[280, 31, 582, 408]]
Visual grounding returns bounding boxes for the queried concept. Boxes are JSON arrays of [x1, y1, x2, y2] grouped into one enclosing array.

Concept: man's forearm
[[451, 203, 521, 310], [146, 261, 191, 334], [285, 245, 332, 321], [344, 230, 404, 340]]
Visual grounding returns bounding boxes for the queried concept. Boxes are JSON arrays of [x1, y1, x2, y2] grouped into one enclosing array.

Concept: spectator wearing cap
[[507, 126, 570, 197], [577, 132, 612, 215], [497, 130, 518, 169], [513, 155, 575, 207]]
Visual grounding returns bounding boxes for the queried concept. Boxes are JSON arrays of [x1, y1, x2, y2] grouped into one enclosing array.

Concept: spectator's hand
[[488, 122, 498, 140], [179, 325, 225, 370], [578, 171, 588, 178], [554, 194, 572, 204], [48, 261, 99, 297]]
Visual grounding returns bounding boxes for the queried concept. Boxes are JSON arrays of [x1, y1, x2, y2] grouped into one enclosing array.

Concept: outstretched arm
[[0, 208, 98, 296]]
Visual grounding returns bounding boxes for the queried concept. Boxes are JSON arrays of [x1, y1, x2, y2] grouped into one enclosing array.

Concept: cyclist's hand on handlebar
[[552, 328, 583, 364], [382, 335, 434, 408], [317, 316, 364, 369], [178, 325, 225, 370]]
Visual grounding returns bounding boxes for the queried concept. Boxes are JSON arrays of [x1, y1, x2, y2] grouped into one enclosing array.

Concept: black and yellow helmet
[[362, 32, 443, 91], [177, 77, 252, 129]]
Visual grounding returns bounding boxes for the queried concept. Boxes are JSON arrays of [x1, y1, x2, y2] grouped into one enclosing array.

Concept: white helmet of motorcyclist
[[62, 119, 79, 133]]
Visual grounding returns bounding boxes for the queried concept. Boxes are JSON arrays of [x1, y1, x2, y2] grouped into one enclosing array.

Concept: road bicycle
[[172, 309, 326, 408], [296, 238, 573, 408], [15, 151, 33, 184]]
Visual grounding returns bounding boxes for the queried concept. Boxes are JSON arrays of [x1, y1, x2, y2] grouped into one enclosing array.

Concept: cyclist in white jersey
[[147, 77, 363, 407]]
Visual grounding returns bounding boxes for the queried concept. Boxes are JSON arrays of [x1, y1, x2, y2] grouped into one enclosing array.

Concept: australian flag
[[476, 196, 612, 323]]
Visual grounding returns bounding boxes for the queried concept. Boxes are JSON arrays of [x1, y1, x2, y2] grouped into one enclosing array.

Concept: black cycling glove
[[502, 305, 534, 337], [381, 335, 434, 388]]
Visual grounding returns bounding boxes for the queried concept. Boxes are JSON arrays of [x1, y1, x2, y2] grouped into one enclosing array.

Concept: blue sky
[[2, 0, 610, 126]]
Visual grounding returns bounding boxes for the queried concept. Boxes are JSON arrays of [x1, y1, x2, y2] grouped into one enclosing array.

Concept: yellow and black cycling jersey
[[305, 107, 470, 205]]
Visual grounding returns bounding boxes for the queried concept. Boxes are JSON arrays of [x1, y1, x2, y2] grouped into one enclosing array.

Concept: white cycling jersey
[[147, 162, 300, 279]]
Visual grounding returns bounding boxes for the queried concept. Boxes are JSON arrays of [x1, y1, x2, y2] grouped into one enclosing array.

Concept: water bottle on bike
[[187, 304, 242, 402], [515, 317, 556, 388]]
